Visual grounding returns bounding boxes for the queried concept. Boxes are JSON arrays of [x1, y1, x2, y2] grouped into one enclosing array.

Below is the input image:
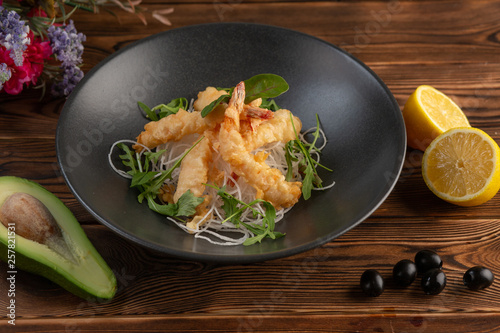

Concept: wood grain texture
[[1, 0, 500, 332], [3, 314, 500, 333]]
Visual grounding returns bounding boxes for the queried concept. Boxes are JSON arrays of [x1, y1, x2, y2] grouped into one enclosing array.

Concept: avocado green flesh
[[0, 176, 116, 300]]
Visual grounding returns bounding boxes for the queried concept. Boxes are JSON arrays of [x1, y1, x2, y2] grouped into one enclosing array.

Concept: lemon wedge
[[403, 85, 470, 150], [422, 127, 500, 206]]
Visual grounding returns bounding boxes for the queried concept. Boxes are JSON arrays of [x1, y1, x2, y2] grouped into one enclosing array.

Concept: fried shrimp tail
[[134, 109, 207, 151], [243, 108, 302, 151], [224, 81, 246, 131], [219, 82, 302, 209]]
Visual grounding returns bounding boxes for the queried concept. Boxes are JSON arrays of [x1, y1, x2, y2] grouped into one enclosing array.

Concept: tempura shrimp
[[134, 109, 207, 151], [242, 108, 302, 152], [173, 136, 212, 203], [218, 82, 302, 209]]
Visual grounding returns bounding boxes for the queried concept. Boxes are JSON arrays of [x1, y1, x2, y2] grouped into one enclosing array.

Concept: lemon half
[[403, 85, 470, 151], [422, 127, 500, 206]]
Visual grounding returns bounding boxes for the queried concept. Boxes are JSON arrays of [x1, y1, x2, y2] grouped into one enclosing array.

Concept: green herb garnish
[[206, 184, 285, 246], [243, 73, 289, 103], [138, 97, 189, 121], [201, 73, 289, 117], [259, 98, 281, 111], [286, 114, 333, 200], [116, 137, 205, 217], [201, 93, 231, 118]]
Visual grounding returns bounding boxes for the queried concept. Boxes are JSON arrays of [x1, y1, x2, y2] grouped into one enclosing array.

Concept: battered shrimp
[[134, 109, 207, 151], [173, 136, 212, 202], [242, 108, 302, 152], [174, 135, 213, 230], [219, 82, 302, 209]]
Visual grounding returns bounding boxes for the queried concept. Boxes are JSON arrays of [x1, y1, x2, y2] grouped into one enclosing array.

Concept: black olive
[[421, 268, 446, 295], [393, 259, 418, 287], [463, 266, 494, 290], [360, 269, 384, 297], [415, 250, 443, 274]]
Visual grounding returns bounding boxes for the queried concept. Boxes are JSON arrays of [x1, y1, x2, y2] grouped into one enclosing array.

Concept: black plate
[[56, 23, 405, 263]]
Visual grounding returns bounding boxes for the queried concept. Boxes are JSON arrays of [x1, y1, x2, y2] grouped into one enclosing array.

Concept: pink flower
[[0, 47, 31, 94], [0, 32, 53, 95], [25, 32, 52, 84], [27, 8, 48, 18]]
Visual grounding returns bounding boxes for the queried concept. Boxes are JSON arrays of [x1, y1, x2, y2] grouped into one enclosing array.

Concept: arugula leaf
[[259, 98, 280, 111], [153, 97, 188, 119], [288, 114, 333, 200], [131, 171, 158, 187], [206, 183, 283, 245], [138, 98, 188, 121], [201, 93, 230, 118], [176, 190, 205, 216], [244, 74, 289, 103], [138, 101, 158, 121], [117, 136, 205, 214], [147, 190, 204, 217], [218, 186, 243, 226], [284, 141, 298, 181]]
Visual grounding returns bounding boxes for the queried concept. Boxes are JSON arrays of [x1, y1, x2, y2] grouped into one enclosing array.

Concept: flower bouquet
[[0, 0, 173, 97]]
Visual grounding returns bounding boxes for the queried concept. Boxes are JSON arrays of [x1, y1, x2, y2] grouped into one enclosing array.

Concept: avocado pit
[[0, 192, 75, 262], [0, 192, 62, 244]]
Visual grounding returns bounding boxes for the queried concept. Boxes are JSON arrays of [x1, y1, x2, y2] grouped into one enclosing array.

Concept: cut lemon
[[422, 127, 500, 206], [403, 85, 470, 151]]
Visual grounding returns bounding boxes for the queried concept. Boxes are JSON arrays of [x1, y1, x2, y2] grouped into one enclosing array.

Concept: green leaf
[[147, 195, 177, 216], [116, 137, 205, 209], [201, 74, 288, 118], [153, 97, 188, 119], [176, 190, 205, 216], [301, 164, 314, 200], [259, 98, 280, 111], [138, 101, 158, 121], [201, 94, 230, 118], [143, 149, 166, 166], [284, 141, 298, 181], [243, 232, 267, 246], [117, 143, 139, 174], [131, 171, 158, 188], [147, 190, 204, 217], [139, 98, 189, 122], [220, 195, 243, 226], [205, 183, 282, 246], [243, 74, 289, 103], [261, 201, 276, 230], [288, 113, 333, 200]]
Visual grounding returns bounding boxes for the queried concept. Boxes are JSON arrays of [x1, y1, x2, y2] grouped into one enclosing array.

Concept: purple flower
[[0, 6, 31, 66], [51, 64, 84, 97], [48, 20, 86, 67], [0, 62, 12, 90], [48, 20, 86, 97]]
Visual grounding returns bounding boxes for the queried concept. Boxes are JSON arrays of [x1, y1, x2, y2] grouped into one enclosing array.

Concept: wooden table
[[2, 0, 500, 331]]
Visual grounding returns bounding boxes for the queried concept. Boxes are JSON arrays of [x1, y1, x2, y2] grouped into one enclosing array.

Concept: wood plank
[[1, 1, 500, 331], [65, 1, 500, 64], [2, 313, 500, 333], [1, 221, 499, 318]]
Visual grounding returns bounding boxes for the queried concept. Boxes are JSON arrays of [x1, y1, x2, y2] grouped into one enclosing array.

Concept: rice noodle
[[108, 126, 332, 246]]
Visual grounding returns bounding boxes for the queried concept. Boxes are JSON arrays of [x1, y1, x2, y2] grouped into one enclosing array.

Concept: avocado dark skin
[[0, 176, 116, 300]]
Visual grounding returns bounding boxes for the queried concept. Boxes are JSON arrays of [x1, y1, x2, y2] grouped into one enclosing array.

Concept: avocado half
[[0, 176, 116, 300]]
